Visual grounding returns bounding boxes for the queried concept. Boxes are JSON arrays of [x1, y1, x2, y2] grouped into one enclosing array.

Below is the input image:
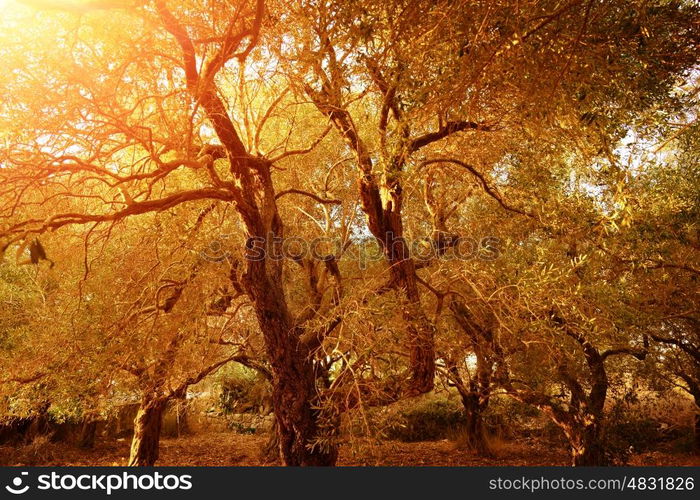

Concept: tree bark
[[246, 279, 338, 466], [559, 323, 610, 466], [505, 370, 610, 466], [78, 418, 98, 450], [568, 420, 607, 466], [273, 360, 338, 466], [692, 393, 700, 455], [694, 411, 700, 455], [449, 299, 495, 454], [459, 392, 490, 455], [395, 259, 436, 394], [128, 398, 166, 466]]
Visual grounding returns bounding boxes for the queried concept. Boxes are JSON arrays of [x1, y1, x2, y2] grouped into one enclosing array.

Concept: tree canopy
[[0, 0, 698, 466]]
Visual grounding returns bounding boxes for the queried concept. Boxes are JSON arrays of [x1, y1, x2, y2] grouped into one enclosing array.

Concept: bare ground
[[1, 432, 698, 466]]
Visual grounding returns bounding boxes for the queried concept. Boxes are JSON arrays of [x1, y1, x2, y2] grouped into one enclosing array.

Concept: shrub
[[383, 397, 465, 442], [218, 367, 271, 416], [484, 396, 544, 439], [603, 390, 673, 464], [0, 435, 58, 466]]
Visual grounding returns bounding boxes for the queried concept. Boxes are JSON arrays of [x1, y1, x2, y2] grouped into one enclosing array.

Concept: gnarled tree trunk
[[246, 276, 338, 466], [459, 391, 490, 455], [686, 381, 700, 455], [569, 420, 607, 466], [689, 388, 700, 455], [128, 398, 166, 467], [393, 258, 436, 395], [275, 337, 338, 466], [273, 357, 338, 465], [503, 322, 625, 466], [449, 299, 497, 454]]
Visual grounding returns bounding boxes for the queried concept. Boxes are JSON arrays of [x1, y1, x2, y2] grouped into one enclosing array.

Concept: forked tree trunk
[[308, 90, 437, 395], [509, 385, 609, 466], [159, 4, 340, 463], [449, 299, 495, 455], [128, 398, 166, 466], [560, 324, 610, 466]]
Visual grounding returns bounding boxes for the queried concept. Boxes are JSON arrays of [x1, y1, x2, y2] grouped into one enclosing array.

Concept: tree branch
[[408, 120, 493, 153], [275, 188, 341, 205], [419, 158, 534, 218]]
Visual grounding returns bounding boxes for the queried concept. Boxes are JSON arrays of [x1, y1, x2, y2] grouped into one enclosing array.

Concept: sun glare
[[1, 0, 76, 19], [1, 0, 28, 26]]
